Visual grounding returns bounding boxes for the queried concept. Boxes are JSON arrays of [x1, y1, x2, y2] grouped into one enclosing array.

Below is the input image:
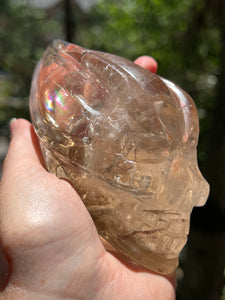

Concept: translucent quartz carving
[[29, 40, 209, 274]]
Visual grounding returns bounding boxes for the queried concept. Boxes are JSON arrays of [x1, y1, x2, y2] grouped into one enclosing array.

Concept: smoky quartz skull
[[29, 40, 209, 274]]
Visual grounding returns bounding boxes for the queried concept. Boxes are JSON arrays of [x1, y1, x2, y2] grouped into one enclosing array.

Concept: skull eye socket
[[134, 136, 170, 163]]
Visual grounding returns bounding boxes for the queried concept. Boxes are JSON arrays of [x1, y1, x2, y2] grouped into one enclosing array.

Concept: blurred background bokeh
[[0, 0, 224, 299]]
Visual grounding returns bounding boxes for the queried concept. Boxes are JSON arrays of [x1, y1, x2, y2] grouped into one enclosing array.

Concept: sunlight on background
[[11, 0, 99, 11]]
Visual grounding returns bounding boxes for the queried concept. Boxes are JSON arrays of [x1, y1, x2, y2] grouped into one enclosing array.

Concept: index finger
[[134, 56, 158, 73]]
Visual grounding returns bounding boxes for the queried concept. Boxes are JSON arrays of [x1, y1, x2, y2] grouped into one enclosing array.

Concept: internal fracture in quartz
[[29, 40, 209, 274]]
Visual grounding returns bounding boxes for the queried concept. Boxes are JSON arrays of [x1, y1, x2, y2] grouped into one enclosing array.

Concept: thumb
[[0, 118, 42, 290], [2, 118, 44, 180]]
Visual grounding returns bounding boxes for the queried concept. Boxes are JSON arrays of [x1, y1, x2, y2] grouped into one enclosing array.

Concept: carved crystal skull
[[29, 40, 209, 274]]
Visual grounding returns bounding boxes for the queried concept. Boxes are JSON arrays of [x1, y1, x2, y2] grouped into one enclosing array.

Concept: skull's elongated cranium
[[29, 40, 209, 274]]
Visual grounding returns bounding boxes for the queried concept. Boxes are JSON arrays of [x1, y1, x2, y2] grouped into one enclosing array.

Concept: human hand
[[0, 57, 175, 300]]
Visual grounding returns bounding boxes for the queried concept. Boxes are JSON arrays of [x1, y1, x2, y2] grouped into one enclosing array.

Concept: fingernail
[[9, 118, 17, 135]]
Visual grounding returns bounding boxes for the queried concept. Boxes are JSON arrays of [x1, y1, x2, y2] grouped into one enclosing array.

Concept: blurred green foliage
[[0, 0, 221, 158], [0, 0, 63, 130]]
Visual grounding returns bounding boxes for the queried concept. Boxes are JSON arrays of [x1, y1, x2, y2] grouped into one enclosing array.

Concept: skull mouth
[[116, 211, 190, 258]]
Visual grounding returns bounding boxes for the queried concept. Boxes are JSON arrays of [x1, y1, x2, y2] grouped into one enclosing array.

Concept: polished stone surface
[[29, 40, 209, 274]]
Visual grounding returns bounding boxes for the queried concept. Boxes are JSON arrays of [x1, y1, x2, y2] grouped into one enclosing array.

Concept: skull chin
[[100, 216, 187, 275]]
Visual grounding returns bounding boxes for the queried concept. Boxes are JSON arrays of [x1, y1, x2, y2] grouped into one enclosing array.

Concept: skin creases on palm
[[29, 40, 209, 275]]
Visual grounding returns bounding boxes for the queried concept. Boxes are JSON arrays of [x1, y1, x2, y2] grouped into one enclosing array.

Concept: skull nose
[[165, 156, 209, 208], [191, 170, 210, 207]]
